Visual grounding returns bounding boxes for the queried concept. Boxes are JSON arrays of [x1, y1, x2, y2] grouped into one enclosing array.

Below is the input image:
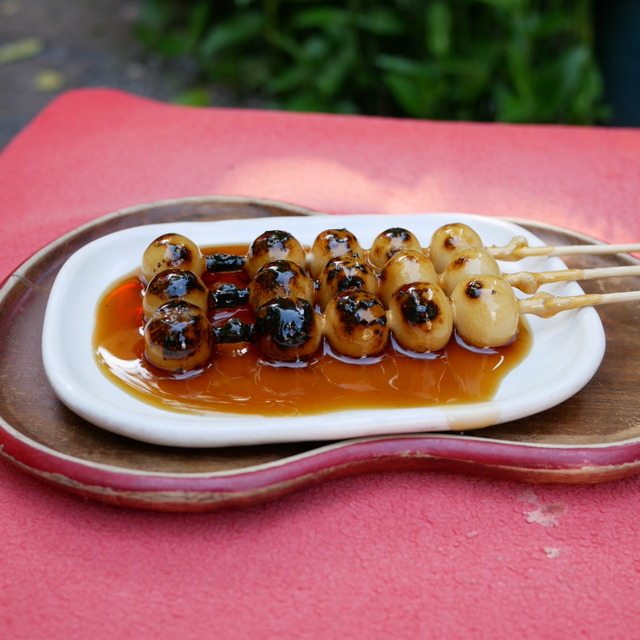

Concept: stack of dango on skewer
[[139, 223, 640, 372]]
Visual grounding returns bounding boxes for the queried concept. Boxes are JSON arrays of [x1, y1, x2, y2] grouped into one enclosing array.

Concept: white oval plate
[[42, 213, 605, 448]]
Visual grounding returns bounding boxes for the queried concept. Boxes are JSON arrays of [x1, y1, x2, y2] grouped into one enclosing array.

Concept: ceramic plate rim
[[41, 213, 606, 447]]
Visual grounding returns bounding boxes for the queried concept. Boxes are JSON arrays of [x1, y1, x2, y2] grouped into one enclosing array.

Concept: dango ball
[[450, 275, 519, 348], [143, 268, 209, 317], [323, 291, 389, 358], [144, 300, 212, 371], [141, 233, 205, 281], [388, 282, 453, 352]]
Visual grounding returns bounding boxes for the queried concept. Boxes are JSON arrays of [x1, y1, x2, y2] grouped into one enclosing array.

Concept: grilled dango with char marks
[[450, 275, 520, 349], [307, 228, 364, 278], [378, 250, 438, 307], [316, 255, 378, 309], [254, 297, 323, 361], [323, 290, 389, 358], [248, 260, 315, 310], [369, 227, 422, 268], [388, 282, 453, 353], [142, 233, 206, 281], [244, 230, 307, 279], [143, 268, 210, 317], [144, 300, 212, 371]]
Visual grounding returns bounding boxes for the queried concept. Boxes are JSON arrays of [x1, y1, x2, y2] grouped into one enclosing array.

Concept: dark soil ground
[[0, 0, 234, 150]]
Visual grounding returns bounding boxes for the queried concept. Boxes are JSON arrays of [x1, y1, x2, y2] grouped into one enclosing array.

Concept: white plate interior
[[42, 213, 605, 447]]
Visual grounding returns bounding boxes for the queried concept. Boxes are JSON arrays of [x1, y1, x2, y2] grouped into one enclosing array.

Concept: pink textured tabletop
[[1, 89, 640, 639]]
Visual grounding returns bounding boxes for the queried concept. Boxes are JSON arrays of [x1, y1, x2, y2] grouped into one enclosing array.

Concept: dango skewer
[[142, 232, 640, 320], [439, 246, 640, 296], [207, 243, 640, 317], [143, 269, 640, 370], [145, 254, 391, 363], [488, 237, 640, 263], [143, 225, 640, 290]]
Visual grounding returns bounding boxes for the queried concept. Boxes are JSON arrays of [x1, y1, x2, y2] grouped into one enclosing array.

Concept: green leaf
[[426, 2, 452, 58], [186, 1, 212, 50], [571, 65, 605, 122], [495, 85, 535, 122], [384, 72, 420, 114], [356, 8, 404, 35], [375, 54, 425, 77], [380, 66, 441, 119], [315, 41, 356, 97], [132, 0, 610, 125], [471, 0, 526, 9], [172, 87, 211, 107], [138, 0, 173, 33], [299, 35, 331, 62], [282, 93, 328, 113], [199, 12, 263, 57], [269, 66, 305, 94], [504, 38, 533, 101], [292, 7, 350, 30], [264, 28, 303, 59]]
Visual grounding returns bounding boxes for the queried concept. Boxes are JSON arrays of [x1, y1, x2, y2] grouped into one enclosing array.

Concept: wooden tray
[[1, 196, 639, 512]]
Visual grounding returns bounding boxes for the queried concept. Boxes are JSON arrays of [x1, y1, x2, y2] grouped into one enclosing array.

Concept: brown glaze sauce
[[93, 244, 532, 417]]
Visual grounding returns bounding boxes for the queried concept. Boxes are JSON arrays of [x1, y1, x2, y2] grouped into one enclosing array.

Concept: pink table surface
[[1, 89, 640, 640]]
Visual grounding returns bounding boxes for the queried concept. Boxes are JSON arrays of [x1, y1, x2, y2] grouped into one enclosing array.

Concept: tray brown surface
[[1, 197, 639, 509]]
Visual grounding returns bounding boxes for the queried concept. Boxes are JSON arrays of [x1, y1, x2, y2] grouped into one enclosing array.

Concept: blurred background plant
[[135, 0, 610, 124]]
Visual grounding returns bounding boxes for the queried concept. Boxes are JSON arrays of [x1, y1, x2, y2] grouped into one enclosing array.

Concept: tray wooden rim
[[1, 196, 639, 511]]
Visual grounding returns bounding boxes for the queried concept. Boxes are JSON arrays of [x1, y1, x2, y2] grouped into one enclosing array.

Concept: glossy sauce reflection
[[93, 244, 532, 417]]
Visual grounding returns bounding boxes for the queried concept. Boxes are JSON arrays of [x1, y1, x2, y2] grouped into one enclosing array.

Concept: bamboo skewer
[[487, 235, 640, 262], [518, 289, 640, 319], [505, 264, 640, 294]]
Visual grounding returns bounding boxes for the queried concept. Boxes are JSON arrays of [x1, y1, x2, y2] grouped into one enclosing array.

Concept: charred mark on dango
[[248, 260, 314, 310], [369, 227, 422, 268], [141, 233, 206, 281], [338, 275, 366, 292], [254, 297, 322, 361], [244, 230, 307, 278], [465, 280, 485, 299], [143, 268, 210, 317], [210, 282, 249, 308], [335, 292, 387, 331], [323, 229, 359, 253], [205, 253, 245, 272], [388, 282, 453, 353], [213, 317, 254, 344], [395, 285, 441, 325], [143, 300, 212, 372], [317, 256, 377, 309]]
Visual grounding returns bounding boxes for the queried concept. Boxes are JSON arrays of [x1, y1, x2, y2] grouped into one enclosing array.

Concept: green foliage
[[136, 0, 609, 124]]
